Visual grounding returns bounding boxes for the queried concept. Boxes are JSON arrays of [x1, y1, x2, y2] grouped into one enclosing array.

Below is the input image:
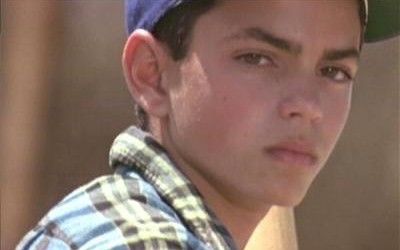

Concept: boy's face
[[162, 0, 361, 207]]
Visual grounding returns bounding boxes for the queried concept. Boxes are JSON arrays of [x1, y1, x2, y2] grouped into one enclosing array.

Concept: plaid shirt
[[17, 126, 236, 249]]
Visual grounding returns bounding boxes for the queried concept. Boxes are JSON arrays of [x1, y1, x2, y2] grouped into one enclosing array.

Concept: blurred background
[[1, 1, 398, 249]]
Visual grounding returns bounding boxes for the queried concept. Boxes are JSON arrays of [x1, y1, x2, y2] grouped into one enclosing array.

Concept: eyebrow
[[322, 48, 360, 61], [224, 27, 302, 55], [224, 27, 360, 61]]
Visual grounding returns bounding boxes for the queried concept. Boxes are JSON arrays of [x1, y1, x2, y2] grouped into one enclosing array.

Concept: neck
[[154, 122, 271, 249], [183, 164, 271, 249]]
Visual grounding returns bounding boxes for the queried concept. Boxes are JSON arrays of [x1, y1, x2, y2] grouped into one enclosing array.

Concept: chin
[[268, 187, 310, 207], [276, 197, 304, 207]]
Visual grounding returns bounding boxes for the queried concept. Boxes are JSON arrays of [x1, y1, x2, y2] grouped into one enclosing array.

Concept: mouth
[[265, 140, 318, 168]]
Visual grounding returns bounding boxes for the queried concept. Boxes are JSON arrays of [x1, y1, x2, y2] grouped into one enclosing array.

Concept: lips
[[266, 141, 318, 168]]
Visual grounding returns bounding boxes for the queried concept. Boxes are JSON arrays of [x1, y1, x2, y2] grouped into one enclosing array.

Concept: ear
[[122, 29, 169, 118]]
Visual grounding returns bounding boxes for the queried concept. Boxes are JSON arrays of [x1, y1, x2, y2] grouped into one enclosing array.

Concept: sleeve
[[16, 175, 209, 250], [16, 226, 73, 250]]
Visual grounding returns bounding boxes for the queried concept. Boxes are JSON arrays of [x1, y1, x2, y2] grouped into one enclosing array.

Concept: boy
[[18, 0, 399, 249]]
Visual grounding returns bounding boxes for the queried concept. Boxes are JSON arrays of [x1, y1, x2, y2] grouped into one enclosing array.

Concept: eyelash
[[233, 52, 354, 83], [320, 66, 354, 83], [234, 53, 275, 67]]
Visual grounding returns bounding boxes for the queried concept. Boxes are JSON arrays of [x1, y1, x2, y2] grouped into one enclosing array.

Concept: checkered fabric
[[17, 126, 236, 250]]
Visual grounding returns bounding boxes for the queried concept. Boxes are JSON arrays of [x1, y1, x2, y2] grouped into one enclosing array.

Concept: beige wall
[[296, 37, 399, 250], [2, 1, 398, 249]]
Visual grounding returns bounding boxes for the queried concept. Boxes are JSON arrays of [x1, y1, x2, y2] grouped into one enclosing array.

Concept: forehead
[[192, 0, 361, 53]]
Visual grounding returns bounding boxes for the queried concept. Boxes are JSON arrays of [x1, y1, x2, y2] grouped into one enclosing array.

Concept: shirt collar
[[109, 126, 236, 249]]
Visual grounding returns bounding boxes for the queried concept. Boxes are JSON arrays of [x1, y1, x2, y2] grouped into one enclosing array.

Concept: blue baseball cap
[[125, 0, 400, 43]]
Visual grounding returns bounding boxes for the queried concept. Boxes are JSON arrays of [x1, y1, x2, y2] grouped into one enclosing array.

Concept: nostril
[[289, 111, 302, 118], [279, 97, 323, 122]]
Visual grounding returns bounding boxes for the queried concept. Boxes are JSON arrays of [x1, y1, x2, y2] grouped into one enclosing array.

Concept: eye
[[320, 66, 353, 83], [235, 53, 274, 67]]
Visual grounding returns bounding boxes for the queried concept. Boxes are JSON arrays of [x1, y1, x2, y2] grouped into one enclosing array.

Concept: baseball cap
[[364, 0, 400, 42], [125, 0, 400, 43]]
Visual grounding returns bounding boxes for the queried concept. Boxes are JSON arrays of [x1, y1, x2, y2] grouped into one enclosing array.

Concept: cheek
[[202, 73, 275, 139], [168, 65, 238, 152], [168, 53, 279, 157], [170, 78, 264, 155], [182, 89, 249, 148], [322, 89, 352, 149]]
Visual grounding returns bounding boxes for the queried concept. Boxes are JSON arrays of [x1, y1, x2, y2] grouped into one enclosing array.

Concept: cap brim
[[365, 0, 400, 42]]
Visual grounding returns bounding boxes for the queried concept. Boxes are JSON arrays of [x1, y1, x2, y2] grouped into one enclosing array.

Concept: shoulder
[[17, 170, 206, 249]]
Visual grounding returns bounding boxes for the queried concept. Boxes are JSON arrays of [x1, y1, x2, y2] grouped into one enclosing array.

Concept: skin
[[123, 0, 361, 248]]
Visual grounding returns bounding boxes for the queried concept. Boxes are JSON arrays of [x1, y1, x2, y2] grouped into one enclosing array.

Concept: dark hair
[[133, 0, 366, 131]]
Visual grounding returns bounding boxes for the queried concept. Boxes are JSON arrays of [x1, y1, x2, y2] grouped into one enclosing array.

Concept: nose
[[278, 89, 323, 124]]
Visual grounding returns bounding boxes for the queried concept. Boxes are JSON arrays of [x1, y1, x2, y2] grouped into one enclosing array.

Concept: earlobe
[[122, 29, 169, 118]]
